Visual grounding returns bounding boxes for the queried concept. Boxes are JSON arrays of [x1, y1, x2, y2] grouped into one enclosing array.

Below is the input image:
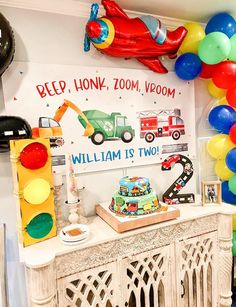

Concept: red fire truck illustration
[[138, 109, 185, 143]]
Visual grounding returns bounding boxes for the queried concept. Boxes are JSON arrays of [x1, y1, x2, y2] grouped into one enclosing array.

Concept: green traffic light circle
[[27, 213, 53, 239]]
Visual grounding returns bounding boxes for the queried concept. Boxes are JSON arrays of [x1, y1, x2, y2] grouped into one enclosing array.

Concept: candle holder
[[77, 199, 88, 225], [66, 199, 80, 224], [53, 172, 69, 232]]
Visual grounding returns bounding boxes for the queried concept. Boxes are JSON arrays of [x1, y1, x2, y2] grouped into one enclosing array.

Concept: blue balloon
[[226, 148, 236, 172], [206, 12, 236, 38], [208, 105, 236, 134], [174, 53, 202, 81], [222, 181, 236, 204]]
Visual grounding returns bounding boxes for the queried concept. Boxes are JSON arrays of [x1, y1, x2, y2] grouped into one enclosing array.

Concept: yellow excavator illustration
[[32, 99, 94, 147]]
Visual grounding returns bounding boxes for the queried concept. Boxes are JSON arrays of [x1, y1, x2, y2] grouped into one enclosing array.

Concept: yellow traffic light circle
[[23, 178, 51, 205]]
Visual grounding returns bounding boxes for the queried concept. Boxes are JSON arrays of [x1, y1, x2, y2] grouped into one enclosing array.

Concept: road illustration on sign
[[161, 154, 194, 204]]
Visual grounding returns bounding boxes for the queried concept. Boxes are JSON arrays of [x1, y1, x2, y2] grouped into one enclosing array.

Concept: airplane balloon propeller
[[84, 0, 188, 73], [84, 3, 99, 52]]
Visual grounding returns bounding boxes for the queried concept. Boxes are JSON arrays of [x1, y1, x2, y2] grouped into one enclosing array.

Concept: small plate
[[59, 224, 89, 242], [60, 236, 89, 246]]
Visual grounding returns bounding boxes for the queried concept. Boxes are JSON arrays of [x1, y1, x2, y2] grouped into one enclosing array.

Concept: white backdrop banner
[[2, 62, 196, 173]]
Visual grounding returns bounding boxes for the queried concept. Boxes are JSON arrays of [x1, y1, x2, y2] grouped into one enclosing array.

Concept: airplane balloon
[[84, 0, 187, 73]]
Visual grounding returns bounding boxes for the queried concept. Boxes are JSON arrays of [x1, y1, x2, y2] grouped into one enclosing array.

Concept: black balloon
[[0, 12, 15, 76], [0, 116, 32, 152]]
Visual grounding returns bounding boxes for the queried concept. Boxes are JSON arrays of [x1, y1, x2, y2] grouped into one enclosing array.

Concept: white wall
[[0, 6, 211, 307]]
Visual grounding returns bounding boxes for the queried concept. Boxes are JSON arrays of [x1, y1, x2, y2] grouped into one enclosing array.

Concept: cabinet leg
[[218, 214, 233, 307], [25, 260, 57, 307]]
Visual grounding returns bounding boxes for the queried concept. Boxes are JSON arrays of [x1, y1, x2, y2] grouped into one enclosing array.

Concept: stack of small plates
[[59, 224, 90, 245]]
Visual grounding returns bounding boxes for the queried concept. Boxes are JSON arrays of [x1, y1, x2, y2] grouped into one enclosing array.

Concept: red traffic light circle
[[20, 142, 48, 169]]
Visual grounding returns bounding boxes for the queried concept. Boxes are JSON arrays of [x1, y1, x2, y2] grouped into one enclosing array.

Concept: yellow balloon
[[178, 22, 205, 54], [233, 214, 236, 230], [217, 96, 228, 106], [208, 81, 226, 98], [23, 178, 51, 205], [215, 159, 234, 180], [207, 134, 235, 159]]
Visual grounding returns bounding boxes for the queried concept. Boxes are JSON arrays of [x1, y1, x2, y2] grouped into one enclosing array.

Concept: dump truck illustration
[[78, 110, 135, 145]]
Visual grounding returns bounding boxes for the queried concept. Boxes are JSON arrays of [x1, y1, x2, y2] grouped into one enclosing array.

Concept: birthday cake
[[109, 176, 168, 215]]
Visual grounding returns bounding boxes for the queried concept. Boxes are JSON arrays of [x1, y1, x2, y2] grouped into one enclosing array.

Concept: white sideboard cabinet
[[21, 203, 236, 307]]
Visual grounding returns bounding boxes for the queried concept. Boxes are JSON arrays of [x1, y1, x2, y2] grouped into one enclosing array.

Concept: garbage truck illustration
[[78, 110, 135, 145]]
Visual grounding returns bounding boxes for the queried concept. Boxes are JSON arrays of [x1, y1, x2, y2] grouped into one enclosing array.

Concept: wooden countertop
[[19, 198, 236, 268]]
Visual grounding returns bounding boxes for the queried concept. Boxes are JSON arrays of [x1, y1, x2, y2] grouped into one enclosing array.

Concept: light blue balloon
[[198, 32, 231, 64], [229, 34, 236, 61]]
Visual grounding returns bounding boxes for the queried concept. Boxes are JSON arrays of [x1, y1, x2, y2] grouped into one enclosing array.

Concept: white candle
[[65, 154, 79, 204]]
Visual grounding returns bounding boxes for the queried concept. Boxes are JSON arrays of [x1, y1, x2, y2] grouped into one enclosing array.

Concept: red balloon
[[230, 123, 236, 144], [20, 142, 48, 170], [84, 0, 187, 73], [226, 88, 236, 107], [199, 63, 219, 79], [212, 61, 236, 89]]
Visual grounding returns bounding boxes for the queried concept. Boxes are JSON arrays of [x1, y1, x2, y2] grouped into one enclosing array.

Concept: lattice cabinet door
[[120, 245, 174, 307], [57, 261, 117, 307], [176, 231, 218, 307]]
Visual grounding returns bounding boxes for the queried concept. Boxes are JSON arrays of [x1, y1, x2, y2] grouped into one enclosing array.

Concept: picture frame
[[201, 180, 222, 206]]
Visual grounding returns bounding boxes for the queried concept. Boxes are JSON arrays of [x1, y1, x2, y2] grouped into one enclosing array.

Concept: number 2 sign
[[161, 154, 194, 204]]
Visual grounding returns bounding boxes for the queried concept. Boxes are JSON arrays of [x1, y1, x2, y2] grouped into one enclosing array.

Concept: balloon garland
[[174, 12, 236, 81], [177, 13, 236, 255]]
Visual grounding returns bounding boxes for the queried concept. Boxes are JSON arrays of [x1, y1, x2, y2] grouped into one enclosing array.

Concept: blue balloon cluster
[[208, 105, 236, 203]]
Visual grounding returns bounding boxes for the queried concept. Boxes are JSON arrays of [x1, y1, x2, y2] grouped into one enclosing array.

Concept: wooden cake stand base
[[96, 202, 180, 233]]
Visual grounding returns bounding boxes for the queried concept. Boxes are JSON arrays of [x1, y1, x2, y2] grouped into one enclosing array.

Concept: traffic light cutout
[[10, 138, 57, 247]]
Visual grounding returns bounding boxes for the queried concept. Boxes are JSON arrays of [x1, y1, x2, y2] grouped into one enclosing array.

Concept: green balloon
[[229, 33, 236, 61], [229, 174, 236, 195], [233, 231, 236, 256], [198, 32, 231, 64]]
